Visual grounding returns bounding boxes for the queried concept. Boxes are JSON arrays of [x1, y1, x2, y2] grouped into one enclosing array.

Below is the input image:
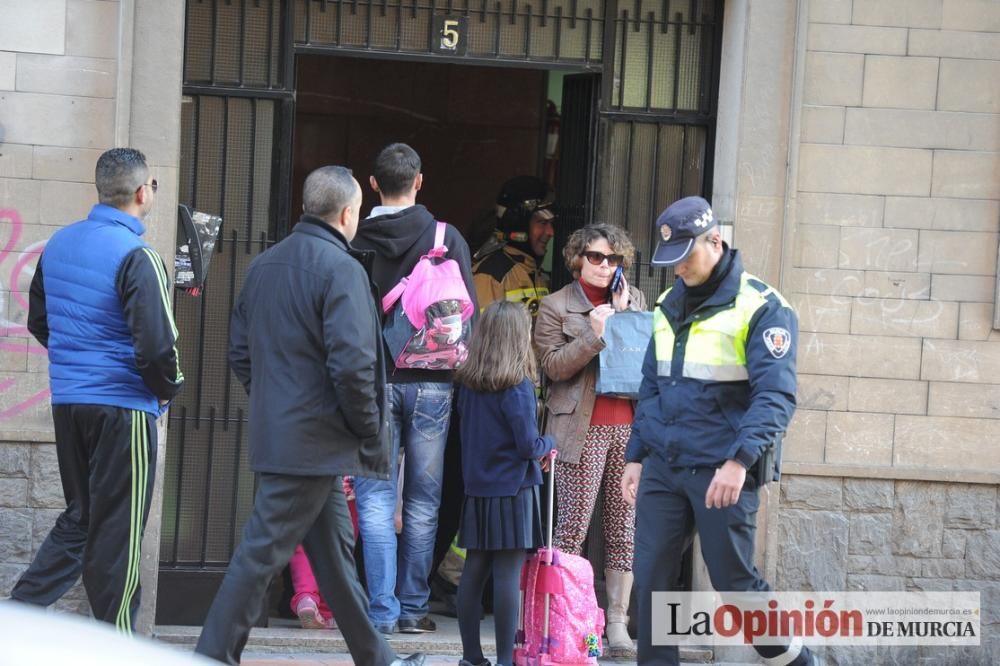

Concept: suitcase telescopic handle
[[545, 449, 557, 551]]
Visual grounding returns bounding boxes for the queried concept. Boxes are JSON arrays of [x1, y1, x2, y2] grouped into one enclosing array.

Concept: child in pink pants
[[289, 477, 359, 629]]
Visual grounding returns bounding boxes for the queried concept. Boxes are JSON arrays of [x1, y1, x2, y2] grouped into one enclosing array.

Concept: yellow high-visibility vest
[[653, 273, 790, 382]]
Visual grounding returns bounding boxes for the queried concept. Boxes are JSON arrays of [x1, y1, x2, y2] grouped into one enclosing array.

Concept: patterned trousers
[[553, 424, 635, 571]]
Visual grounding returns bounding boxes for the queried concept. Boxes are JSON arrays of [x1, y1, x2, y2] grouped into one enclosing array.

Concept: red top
[[579, 279, 634, 426]]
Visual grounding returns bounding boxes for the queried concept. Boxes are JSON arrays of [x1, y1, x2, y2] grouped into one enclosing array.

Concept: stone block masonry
[[776, 475, 1000, 664], [0, 441, 87, 613]]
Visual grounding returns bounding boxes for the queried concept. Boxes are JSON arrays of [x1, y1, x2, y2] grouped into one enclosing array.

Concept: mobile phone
[[610, 265, 624, 293]]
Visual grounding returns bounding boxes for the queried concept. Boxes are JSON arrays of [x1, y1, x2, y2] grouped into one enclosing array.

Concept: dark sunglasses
[[137, 178, 158, 194], [582, 250, 624, 267]]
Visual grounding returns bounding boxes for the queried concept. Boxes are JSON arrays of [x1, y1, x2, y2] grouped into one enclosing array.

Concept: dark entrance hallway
[[293, 55, 555, 249], [290, 54, 587, 628]]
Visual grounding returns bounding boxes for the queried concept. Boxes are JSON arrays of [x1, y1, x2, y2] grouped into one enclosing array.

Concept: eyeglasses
[[582, 251, 624, 267], [137, 179, 158, 194]]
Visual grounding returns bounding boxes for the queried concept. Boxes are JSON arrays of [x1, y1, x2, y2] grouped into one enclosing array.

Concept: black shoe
[[376, 621, 397, 636], [459, 660, 492, 666], [390, 653, 426, 666], [398, 615, 436, 633]]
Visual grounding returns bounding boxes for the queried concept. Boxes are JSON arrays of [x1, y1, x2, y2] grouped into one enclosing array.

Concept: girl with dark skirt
[[454, 301, 555, 666]]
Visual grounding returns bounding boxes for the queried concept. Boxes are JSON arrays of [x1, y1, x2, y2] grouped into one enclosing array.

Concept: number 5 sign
[[433, 16, 468, 56]]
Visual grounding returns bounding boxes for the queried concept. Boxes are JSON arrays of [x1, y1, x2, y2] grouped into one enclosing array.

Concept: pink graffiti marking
[[0, 342, 45, 355], [0, 388, 51, 421], [0, 208, 50, 422], [0, 207, 22, 261]]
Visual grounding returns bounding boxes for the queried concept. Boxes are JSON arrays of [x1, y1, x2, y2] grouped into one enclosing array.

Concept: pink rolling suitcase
[[514, 452, 604, 665]]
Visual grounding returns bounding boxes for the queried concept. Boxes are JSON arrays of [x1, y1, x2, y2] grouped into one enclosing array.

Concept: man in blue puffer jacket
[[10, 148, 184, 634]]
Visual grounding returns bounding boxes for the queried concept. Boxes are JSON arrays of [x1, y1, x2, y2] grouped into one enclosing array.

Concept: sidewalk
[[155, 613, 719, 664]]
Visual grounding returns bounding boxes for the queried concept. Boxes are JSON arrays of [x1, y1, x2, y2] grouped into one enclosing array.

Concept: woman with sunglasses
[[533, 223, 646, 658]]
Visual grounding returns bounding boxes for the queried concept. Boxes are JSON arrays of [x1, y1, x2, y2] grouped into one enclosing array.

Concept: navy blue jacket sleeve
[[725, 297, 798, 469], [117, 247, 185, 402], [625, 334, 659, 463], [324, 262, 381, 440], [27, 257, 48, 349], [502, 380, 555, 460]]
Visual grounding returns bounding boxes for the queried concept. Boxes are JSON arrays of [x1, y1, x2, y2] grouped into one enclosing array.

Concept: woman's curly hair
[[562, 223, 636, 278]]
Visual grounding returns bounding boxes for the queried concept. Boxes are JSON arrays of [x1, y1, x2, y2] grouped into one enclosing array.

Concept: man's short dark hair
[[372, 143, 421, 198], [302, 166, 357, 220], [95, 148, 148, 209]]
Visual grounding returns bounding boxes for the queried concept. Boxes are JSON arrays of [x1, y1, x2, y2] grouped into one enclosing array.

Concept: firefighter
[[471, 175, 555, 315]]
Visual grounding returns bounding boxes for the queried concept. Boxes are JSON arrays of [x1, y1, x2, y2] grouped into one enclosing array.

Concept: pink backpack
[[381, 222, 474, 371], [515, 453, 604, 665]]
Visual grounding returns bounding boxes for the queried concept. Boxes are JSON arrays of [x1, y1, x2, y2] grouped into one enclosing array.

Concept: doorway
[[291, 54, 582, 255], [159, 0, 721, 627], [289, 53, 599, 618]]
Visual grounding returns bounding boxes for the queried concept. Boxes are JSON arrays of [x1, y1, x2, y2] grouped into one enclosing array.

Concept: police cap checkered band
[[652, 196, 717, 266]]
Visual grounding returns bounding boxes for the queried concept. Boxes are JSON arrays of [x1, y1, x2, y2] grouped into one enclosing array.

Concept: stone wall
[[785, 0, 1000, 476], [777, 5, 1000, 659], [777, 475, 1000, 664], [0, 442, 90, 613], [0, 0, 125, 614], [0, 0, 119, 438], [0, 0, 184, 631]]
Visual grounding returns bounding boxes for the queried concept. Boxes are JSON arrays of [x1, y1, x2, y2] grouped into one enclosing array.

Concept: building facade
[[0, 0, 997, 661]]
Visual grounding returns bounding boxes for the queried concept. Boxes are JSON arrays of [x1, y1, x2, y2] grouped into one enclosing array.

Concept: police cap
[[652, 196, 718, 266]]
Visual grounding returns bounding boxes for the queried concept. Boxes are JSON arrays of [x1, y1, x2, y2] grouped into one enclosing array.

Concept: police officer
[[471, 175, 555, 315], [621, 196, 817, 666]]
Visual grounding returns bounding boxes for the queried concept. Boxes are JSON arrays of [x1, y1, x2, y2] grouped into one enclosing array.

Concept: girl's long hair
[[456, 300, 537, 393]]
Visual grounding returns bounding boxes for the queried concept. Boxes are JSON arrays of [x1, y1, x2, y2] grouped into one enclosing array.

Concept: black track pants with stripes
[[11, 404, 157, 634]]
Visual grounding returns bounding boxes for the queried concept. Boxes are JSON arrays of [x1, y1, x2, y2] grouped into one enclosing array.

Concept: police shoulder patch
[[763, 327, 791, 359]]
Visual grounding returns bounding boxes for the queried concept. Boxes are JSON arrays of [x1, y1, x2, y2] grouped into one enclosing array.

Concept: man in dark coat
[[195, 166, 423, 666]]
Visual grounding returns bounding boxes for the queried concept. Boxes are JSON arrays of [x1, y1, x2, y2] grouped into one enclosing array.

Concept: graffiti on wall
[[0, 208, 50, 423]]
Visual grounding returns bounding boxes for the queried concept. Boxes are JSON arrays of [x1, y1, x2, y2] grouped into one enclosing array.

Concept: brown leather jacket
[[533, 280, 647, 464]]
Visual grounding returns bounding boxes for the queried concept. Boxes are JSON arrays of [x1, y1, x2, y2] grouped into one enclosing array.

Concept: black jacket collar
[[295, 215, 350, 247], [294, 215, 377, 278], [661, 249, 744, 327]]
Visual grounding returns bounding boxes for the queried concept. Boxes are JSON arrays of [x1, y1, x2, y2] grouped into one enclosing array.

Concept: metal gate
[[157, 0, 294, 625], [158, 0, 722, 625], [597, 0, 722, 303]]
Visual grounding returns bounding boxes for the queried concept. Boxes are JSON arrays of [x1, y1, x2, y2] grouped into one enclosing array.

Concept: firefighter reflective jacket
[[625, 250, 798, 471], [472, 238, 549, 315]]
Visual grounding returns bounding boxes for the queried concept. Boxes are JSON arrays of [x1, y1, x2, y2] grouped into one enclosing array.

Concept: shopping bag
[[595, 311, 652, 399]]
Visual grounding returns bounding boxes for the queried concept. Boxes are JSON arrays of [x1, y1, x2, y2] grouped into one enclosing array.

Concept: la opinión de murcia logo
[[651, 592, 980, 647]]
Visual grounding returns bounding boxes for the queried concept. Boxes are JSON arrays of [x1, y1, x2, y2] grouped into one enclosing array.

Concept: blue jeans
[[354, 381, 451, 627]]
